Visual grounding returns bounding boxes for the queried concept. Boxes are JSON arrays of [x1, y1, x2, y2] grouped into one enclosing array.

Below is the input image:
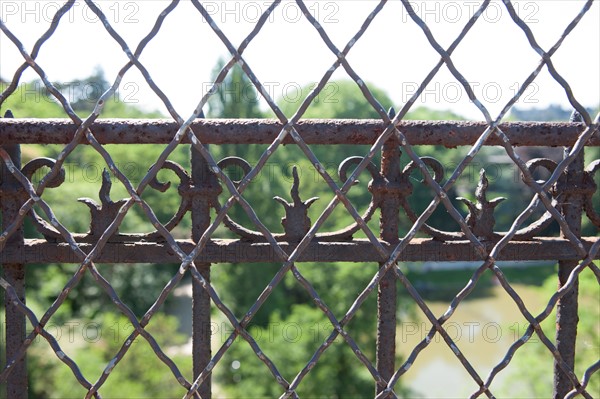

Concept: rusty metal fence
[[1, 0, 599, 398]]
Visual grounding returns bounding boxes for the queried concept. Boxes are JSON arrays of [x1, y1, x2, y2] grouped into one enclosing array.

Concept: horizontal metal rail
[[1, 237, 598, 264], [0, 119, 597, 146]]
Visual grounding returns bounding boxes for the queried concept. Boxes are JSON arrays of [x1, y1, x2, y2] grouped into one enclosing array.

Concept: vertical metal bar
[[376, 129, 399, 395], [1, 131, 28, 398], [554, 113, 584, 399], [191, 143, 215, 398]]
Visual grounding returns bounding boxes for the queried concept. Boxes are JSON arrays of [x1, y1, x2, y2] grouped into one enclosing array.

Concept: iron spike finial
[[457, 169, 505, 240], [79, 169, 127, 237], [273, 165, 318, 241]]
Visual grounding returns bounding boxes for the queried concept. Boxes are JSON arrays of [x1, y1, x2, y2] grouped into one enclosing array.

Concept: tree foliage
[[1, 71, 183, 398], [207, 72, 421, 396], [207, 58, 265, 118], [279, 79, 393, 119], [28, 313, 192, 399], [2, 64, 597, 398], [1, 68, 163, 119]]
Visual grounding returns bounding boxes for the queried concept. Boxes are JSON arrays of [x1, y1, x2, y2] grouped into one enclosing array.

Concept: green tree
[[2, 71, 187, 398], [1, 81, 64, 117], [208, 72, 421, 396], [28, 313, 192, 398], [57, 67, 111, 115], [1, 68, 163, 119], [279, 79, 393, 119], [207, 58, 265, 118], [2, 71, 177, 319]]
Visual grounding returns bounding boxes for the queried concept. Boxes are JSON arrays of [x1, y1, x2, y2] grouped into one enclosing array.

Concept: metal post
[[1, 112, 28, 399], [554, 113, 584, 399], [191, 140, 217, 398], [376, 131, 399, 395]]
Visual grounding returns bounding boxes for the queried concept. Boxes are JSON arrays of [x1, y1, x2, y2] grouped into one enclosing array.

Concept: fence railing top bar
[[0, 118, 596, 146]]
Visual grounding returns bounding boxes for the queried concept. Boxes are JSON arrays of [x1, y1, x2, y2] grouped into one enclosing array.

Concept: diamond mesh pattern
[[1, 1, 599, 398]]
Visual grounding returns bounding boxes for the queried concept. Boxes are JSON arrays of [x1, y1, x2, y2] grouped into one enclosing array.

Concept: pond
[[400, 263, 553, 398]]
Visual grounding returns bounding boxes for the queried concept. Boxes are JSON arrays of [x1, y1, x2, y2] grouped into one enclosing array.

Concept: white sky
[[1, 0, 599, 120]]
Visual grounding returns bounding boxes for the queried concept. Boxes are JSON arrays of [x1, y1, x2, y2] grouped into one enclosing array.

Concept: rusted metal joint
[[530, 157, 597, 207], [525, 156, 595, 199], [556, 169, 597, 198], [1, 156, 65, 200], [368, 174, 412, 198], [179, 183, 222, 199]]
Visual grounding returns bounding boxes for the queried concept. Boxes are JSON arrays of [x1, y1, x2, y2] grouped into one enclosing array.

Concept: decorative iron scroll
[[14, 154, 599, 243], [20, 157, 65, 241]]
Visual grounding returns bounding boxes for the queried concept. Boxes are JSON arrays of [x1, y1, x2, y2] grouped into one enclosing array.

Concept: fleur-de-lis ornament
[[273, 166, 319, 241], [79, 169, 127, 237], [457, 169, 505, 240]]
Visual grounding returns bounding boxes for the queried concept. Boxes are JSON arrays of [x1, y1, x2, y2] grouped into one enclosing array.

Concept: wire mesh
[[1, 1, 599, 398]]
